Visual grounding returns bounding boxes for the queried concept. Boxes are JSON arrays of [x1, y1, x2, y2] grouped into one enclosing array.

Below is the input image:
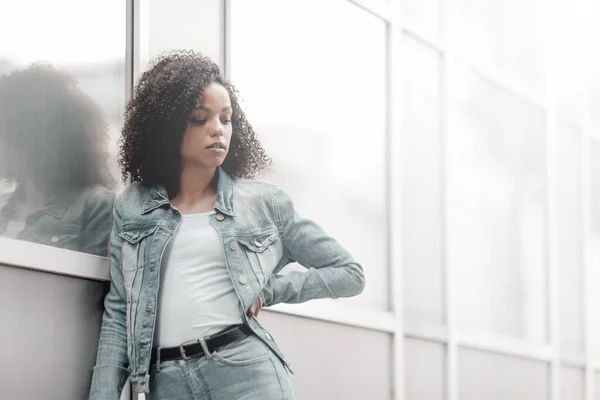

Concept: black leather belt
[[150, 324, 252, 365]]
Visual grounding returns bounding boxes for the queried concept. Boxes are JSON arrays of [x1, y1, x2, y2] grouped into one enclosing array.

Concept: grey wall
[[0, 264, 106, 400]]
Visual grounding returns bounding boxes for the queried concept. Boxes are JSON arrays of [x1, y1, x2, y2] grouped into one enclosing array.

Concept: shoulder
[[83, 185, 115, 203], [113, 181, 158, 216], [73, 185, 115, 213], [232, 178, 278, 199], [117, 181, 152, 204], [232, 178, 294, 218]]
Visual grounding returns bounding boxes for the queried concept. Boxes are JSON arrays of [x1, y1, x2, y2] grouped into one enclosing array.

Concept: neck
[[171, 163, 218, 212]]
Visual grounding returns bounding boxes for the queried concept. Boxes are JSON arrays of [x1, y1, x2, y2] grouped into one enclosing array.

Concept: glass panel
[[405, 338, 445, 400], [147, 0, 223, 67], [0, 0, 124, 257], [556, 0, 584, 123], [588, 0, 600, 130], [458, 348, 549, 400], [402, 0, 440, 37], [231, 0, 387, 309], [589, 140, 600, 355], [557, 122, 584, 354], [449, 0, 546, 93], [561, 367, 585, 400], [259, 312, 392, 400], [401, 35, 444, 325], [448, 65, 547, 341]]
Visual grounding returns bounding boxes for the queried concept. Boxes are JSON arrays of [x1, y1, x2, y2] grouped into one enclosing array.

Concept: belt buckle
[[179, 338, 200, 361], [179, 343, 190, 360]]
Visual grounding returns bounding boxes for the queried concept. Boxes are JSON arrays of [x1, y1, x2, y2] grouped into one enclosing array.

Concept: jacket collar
[[141, 167, 236, 216]]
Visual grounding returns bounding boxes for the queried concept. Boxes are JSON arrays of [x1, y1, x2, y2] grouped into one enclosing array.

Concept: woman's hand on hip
[[247, 297, 262, 318]]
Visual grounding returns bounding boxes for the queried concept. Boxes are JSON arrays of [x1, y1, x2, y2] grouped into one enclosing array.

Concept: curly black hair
[[0, 63, 113, 192], [119, 50, 271, 196]]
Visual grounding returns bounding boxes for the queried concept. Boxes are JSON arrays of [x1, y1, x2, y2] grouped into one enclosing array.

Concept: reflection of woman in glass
[[90, 51, 365, 399], [0, 64, 114, 256]]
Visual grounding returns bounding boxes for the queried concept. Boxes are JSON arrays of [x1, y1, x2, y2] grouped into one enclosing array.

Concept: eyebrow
[[196, 105, 232, 113]]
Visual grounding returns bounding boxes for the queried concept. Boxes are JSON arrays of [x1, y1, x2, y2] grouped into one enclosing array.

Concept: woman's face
[[180, 82, 233, 170]]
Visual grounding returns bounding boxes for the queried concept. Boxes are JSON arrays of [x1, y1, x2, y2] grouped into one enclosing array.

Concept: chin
[[200, 158, 226, 169]]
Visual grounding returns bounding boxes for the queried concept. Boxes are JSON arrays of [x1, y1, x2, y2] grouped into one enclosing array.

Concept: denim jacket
[[0, 185, 114, 256], [89, 168, 365, 396]]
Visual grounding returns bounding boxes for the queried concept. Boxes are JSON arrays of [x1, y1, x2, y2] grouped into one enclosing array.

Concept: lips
[[206, 142, 226, 150]]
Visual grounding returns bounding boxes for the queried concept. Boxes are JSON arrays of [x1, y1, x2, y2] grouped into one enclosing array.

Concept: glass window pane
[[448, 65, 547, 341], [588, 2, 600, 130], [402, 0, 440, 37], [0, 1, 123, 256], [259, 312, 391, 400], [589, 140, 600, 355], [557, 122, 584, 355], [561, 367, 585, 400], [147, 0, 223, 67], [231, 0, 387, 310], [449, 0, 546, 93], [458, 348, 550, 400], [556, 0, 584, 123], [401, 35, 444, 326], [405, 338, 445, 400]]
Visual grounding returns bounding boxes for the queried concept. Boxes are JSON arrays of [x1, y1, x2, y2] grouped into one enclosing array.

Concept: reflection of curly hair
[[0, 63, 113, 192], [119, 50, 271, 196]]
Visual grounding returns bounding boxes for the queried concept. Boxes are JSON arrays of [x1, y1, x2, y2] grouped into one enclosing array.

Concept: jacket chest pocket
[[119, 226, 158, 271], [119, 226, 157, 296], [237, 230, 283, 285]]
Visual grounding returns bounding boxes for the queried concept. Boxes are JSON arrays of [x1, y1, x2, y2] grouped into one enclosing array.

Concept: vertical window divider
[[580, 0, 594, 398], [544, 0, 561, 398], [389, 1, 404, 398], [439, 0, 457, 398]]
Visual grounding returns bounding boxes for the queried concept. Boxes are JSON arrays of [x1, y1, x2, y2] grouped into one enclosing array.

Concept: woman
[[90, 51, 365, 399], [0, 64, 114, 256]]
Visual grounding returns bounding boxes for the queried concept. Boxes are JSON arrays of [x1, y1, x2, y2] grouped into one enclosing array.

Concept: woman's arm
[[259, 186, 365, 307], [89, 196, 130, 399]]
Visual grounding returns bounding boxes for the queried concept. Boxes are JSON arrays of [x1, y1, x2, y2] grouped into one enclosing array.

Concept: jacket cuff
[[89, 365, 130, 400], [259, 285, 273, 308]]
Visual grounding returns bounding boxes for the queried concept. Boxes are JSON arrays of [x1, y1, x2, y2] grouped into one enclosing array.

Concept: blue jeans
[[146, 335, 295, 399]]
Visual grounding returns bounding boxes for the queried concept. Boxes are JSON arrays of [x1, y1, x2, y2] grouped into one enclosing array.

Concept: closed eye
[[190, 118, 207, 125]]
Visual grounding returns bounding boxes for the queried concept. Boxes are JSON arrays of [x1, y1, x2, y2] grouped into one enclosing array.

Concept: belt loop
[[155, 346, 162, 372], [199, 337, 213, 360]]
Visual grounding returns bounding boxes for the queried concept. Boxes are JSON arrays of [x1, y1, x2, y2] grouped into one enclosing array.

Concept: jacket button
[[51, 236, 60, 243], [216, 214, 225, 221], [133, 232, 140, 239], [230, 241, 238, 251], [253, 238, 263, 247], [239, 275, 248, 284]]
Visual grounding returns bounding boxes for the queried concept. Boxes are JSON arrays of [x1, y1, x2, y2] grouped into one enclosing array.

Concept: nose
[[209, 118, 224, 137]]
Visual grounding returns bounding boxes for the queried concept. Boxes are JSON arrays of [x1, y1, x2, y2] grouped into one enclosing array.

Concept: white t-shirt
[[154, 210, 244, 348]]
